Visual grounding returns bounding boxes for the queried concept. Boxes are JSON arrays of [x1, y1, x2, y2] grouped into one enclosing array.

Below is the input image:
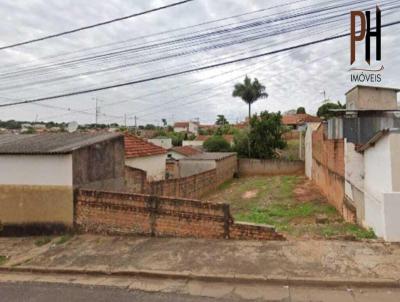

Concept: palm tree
[[232, 75, 268, 122]]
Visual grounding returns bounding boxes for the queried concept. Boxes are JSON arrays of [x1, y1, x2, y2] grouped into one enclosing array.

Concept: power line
[[2, 19, 398, 109], [0, 0, 194, 51]]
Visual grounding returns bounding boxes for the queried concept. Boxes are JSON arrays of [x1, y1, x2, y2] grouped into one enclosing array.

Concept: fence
[[238, 159, 304, 176], [75, 189, 284, 240]]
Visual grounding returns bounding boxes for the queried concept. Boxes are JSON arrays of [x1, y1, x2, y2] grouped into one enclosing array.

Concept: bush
[[203, 136, 231, 152]]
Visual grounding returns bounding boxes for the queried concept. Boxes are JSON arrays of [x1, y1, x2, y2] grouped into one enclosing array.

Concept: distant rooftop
[[124, 134, 167, 158], [0, 132, 122, 155], [182, 152, 236, 161], [170, 146, 202, 156]]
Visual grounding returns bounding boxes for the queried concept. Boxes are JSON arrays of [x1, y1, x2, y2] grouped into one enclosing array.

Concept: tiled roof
[[124, 134, 167, 158], [282, 114, 321, 125], [195, 135, 211, 141], [181, 152, 237, 161], [0, 132, 122, 155], [171, 146, 202, 156], [174, 122, 189, 128]]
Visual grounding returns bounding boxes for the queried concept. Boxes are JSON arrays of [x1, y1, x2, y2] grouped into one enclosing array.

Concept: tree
[[232, 76, 268, 122], [296, 107, 306, 114], [203, 136, 231, 152], [317, 101, 345, 119], [234, 111, 286, 159], [215, 115, 229, 126], [161, 119, 167, 127]]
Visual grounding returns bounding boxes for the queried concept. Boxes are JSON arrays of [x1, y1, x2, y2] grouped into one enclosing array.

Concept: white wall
[[148, 138, 172, 149], [344, 141, 365, 199], [188, 122, 198, 135], [304, 123, 319, 179], [126, 154, 167, 181], [364, 133, 397, 240], [0, 154, 73, 186], [174, 126, 187, 133], [168, 150, 186, 160], [182, 140, 203, 147]]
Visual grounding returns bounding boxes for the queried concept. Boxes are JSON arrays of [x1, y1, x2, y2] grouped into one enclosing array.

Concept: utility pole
[[93, 97, 99, 125], [124, 114, 127, 128]]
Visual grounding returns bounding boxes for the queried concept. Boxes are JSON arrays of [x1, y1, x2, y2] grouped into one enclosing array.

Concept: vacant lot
[[205, 175, 375, 240]]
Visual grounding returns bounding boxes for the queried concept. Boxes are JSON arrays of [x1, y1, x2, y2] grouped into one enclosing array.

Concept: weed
[[0, 255, 7, 265], [35, 237, 52, 247], [55, 234, 73, 245]]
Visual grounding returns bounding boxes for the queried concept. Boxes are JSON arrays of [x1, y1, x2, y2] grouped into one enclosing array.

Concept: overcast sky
[[0, 0, 398, 126]]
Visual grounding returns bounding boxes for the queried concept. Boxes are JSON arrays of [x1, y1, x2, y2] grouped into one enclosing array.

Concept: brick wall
[[283, 131, 300, 140], [125, 166, 146, 193], [147, 169, 217, 199], [215, 154, 238, 185], [311, 124, 356, 222], [238, 159, 304, 176], [75, 189, 284, 240]]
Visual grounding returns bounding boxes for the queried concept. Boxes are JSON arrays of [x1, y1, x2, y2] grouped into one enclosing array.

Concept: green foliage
[[234, 111, 286, 159], [35, 237, 52, 247], [203, 136, 231, 152], [317, 101, 345, 119], [161, 118, 167, 127], [232, 76, 268, 119], [55, 234, 73, 245], [296, 107, 306, 114], [233, 129, 250, 157], [215, 114, 229, 125], [144, 124, 156, 130], [215, 124, 237, 136], [0, 255, 7, 265]]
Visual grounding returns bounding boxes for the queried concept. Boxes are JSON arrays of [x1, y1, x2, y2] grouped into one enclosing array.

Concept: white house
[[0, 132, 125, 234], [173, 121, 198, 135], [148, 136, 172, 149], [167, 146, 202, 160], [357, 129, 400, 241], [124, 134, 167, 181]]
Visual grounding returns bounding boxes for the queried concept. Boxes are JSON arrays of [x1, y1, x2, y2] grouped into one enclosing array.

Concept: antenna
[[67, 121, 78, 133]]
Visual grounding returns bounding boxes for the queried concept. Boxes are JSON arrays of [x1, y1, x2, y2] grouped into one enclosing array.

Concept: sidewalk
[[1, 235, 400, 287]]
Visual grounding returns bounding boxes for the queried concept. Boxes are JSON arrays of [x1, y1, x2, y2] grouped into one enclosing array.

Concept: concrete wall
[[344, 141, 365, 223], [73, 137, 125, 191], [148, 138, 172, 149], [305, 123, 320, 179], [126, 154, 167, 181], [182, 140, 203, 147], [75, 189, 284, 240], [0, 154, 74, 231], [179, 159, 216, 177], [167, 150, 187, 160], [346, 86, 398, 110], [238, 159, 304, 176]]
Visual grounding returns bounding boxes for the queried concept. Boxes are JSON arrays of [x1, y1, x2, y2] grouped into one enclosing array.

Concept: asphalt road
[[0, 282, 241, 302]]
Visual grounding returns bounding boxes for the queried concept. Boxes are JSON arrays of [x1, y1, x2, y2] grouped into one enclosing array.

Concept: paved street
[[0, 282, 234, 302], [0, 275, 400, 302]]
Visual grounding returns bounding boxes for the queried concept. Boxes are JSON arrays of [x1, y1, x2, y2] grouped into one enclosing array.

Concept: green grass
[[0, 255, 7, 265], [207, 175, 376, 241], [35, 237, 52, 247], [55, 234, 73, 245]]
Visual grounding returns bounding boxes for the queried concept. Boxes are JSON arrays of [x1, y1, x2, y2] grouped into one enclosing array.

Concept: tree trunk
[[248, 103, 251, 158]]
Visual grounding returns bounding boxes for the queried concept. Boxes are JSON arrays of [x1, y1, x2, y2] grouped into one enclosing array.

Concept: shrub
[[203, 136, 231, 152]]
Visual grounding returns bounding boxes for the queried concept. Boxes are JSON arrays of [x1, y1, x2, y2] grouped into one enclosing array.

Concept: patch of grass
[[0, 255, 7, 265], [55, 234, 73, 245], [35, 237, 52, 247]]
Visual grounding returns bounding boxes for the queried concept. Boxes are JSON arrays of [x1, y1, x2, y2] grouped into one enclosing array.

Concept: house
[[306, 85, 400, 241], [168, 145, 202, 160], [124, 134, 167, 181], [148, 136, 172, 149], [282, 114, 322, 131], [0, 132, 125, 234], [179, 152, 237, 185], [183, 135, 234, 147], [173, 121, 199, 135]]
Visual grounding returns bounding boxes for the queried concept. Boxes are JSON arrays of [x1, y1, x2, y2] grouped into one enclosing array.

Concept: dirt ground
[[205, 175, 376, 240]]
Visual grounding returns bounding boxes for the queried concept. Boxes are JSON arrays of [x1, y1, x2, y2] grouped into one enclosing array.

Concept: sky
[[0, 0, 398, 126]]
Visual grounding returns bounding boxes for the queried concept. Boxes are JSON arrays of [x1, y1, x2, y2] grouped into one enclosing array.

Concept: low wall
[[125, 166, 147, 193], [75, 189, 284, 240], [238, 159, 304, 176], [148, 169, 217, 199]]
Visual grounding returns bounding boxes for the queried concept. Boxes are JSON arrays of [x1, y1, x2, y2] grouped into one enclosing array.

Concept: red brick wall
[[125, 166, 146, 193], [283, 131, 300, 140], [75, 189, 284, 240], [215, 154, 238, 186], [311, 124, 355, 222]]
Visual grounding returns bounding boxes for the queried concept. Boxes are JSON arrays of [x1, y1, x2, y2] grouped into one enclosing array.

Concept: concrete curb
[[0, 266, 399, 288]]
